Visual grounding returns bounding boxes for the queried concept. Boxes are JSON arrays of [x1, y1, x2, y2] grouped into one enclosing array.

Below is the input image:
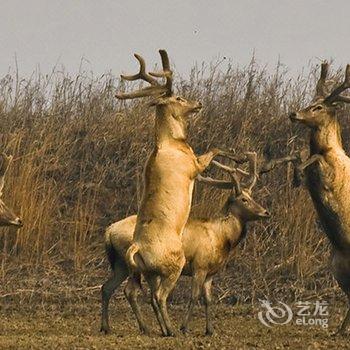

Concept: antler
[[324, 64, 350, 104], [149, 50, 173, 96], [210, 160, 242, 195], [245, 152, 258, 193], [116, 49, 173, 100], [314, 62, 329, 99], [197, 152, 302, 192]]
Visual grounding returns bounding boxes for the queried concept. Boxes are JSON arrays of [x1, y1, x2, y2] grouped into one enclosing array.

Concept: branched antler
[[209, 160, 243, 195], [116, 49, 173, 100], [324, 64, 350, 104], [210, 152, 258, 195], [197, 152, 301, 193]]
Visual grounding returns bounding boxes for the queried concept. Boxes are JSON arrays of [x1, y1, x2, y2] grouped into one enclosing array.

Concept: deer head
[[116, 50, 202, 141], [0, 154, 22, 228], [212, 152, 270, 221], [289, 63, 350, 128]]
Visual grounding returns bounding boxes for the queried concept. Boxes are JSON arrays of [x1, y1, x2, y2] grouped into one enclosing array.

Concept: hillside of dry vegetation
[[1, 60, 350, 306]]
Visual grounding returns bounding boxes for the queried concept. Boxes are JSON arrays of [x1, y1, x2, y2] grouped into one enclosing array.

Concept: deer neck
[[219, 207, 246, 245], [310, 118, 343, 156], [154, 107, 188, 146]]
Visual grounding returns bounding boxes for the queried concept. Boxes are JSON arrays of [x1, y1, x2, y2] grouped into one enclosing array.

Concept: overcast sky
[[0, 0, 349, 78]]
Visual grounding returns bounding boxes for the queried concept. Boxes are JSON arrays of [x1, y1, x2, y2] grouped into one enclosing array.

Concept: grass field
[[2, 298, 349, 350]]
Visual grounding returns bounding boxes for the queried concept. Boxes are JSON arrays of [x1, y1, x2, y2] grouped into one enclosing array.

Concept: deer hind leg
[[124, 272, 150, 335], [157, 269, 183, 337], [180, 270, 207, 334], [203, 277, 214, 336], [144, 273, 168, 336], [100, 261, 128, 334]]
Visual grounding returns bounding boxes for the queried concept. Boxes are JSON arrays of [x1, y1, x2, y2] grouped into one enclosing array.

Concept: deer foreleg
[[293, 154, 323, 187], [196, 149, 245, 173]]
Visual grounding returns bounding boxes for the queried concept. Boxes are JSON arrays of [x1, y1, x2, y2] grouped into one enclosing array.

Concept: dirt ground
[[1, 298, 350, 350]]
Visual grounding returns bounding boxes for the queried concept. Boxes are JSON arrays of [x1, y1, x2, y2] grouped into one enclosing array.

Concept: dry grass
[[1, 59, 349, 307]]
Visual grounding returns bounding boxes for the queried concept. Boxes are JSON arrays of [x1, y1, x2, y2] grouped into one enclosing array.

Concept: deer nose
[[289, 112, 297, 120], [263, 210, 271, 217], [15, 218, 23, 227]]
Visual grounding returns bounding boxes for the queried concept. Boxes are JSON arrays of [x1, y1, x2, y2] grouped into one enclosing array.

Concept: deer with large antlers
[[110, 50, 236, 336], [289, 63, 350, 335], [100, 152, 297, 335], [0, 154, 22, 228]]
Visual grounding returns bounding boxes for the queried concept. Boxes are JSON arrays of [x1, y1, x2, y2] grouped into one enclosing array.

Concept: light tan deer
[[113, 50, 236, 336], [289, 63, 350, 335], [100, 152, 297, 335], [0, 153, 22, 228]]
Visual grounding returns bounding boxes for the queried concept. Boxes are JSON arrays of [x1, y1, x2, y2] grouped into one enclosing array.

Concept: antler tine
[[116, 52, 170, 100], [211, 160, 242, 195], [196, 174, 232, 190], [246, 152, 258, 193], [211, 160, 236, 173], [315, 62, 329, 99], [116, 50, 174, 100], [324, 64, 350, 104], [120, 54, 159, 86], [149, 49, 173, 95]]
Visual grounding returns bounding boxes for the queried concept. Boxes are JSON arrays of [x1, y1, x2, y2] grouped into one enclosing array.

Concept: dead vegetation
[[1, 59, 350, 309]]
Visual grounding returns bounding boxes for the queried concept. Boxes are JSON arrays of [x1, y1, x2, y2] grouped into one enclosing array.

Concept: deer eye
[[176, 97, 184, 102], [312, 105, 323, 112], [242, 198, 248, 203]]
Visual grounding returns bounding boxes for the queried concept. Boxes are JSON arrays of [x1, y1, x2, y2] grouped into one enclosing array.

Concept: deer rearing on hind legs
[[100, 152, 298, 335], [109, 49, 237, 337], [0, 153, 22, 228], [289, 62, 350, 335]]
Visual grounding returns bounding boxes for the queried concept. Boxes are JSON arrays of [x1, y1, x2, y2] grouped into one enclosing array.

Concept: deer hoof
[[205, 328, 214, 336], [100, 326, 111, 335], [180, 326, 189, 334], [140, 326, 151, 336]]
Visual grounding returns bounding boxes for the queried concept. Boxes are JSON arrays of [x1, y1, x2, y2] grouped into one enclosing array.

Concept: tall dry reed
[[1, 60, 349, 302]]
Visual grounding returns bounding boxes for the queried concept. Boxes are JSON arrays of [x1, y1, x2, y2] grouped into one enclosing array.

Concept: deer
[[111, 49, 237, 336], [289, 62, 350, 335], [0, 153, 22, 228], [100, 152, 298, 335]]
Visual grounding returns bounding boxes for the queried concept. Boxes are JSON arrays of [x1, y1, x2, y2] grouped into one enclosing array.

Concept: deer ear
[[332, 102, 343, 110]]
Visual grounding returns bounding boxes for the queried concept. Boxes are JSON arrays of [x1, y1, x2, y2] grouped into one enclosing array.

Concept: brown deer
[[113, 50, 237, 336], [0, 153, 22, 228], [289, 63, 350, 335], [100, 152, 296, 335]]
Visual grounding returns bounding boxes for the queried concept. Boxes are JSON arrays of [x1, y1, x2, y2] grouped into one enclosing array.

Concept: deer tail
[[125, 243, 139, 270]]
